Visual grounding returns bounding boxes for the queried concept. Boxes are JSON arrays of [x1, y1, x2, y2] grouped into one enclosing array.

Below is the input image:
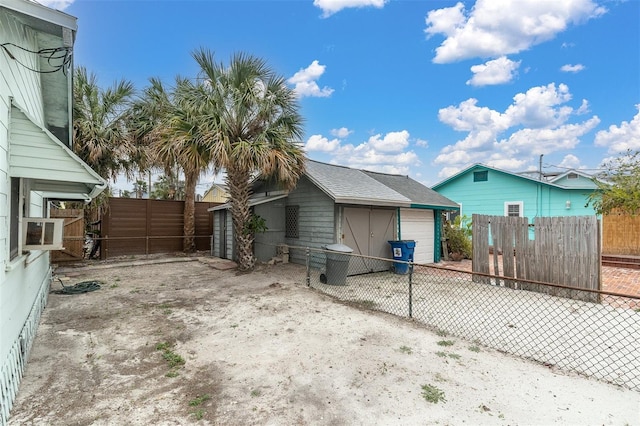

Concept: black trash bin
[[322, 243, 353, 285]]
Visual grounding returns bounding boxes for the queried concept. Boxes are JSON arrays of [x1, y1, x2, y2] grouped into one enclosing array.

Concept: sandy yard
[[8, 256, 640, 425]]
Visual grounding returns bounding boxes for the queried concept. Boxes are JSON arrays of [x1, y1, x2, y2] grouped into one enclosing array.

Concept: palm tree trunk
[[183, 169, 197, 253], [227, 166, 255, 270]]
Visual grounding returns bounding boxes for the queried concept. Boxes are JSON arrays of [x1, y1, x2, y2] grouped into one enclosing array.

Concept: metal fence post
[[306, 247, 310, 286], [408, 262, 413, 318]]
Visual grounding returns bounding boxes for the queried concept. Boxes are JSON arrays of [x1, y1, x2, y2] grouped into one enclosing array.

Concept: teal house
[[431, 164, 599, 222]]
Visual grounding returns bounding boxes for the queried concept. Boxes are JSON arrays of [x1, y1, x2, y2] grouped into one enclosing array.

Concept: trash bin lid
[[325, 243, 353, 253]]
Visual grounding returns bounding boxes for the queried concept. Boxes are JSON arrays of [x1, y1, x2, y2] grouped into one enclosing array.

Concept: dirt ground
[[8, 256, 640, 425]]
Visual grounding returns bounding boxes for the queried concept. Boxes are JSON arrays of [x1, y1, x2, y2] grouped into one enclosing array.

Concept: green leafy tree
[[132, 179, 147, 198], [588, 150, 640, 215], [73, 67, 137, 181], [191, 48, 306, 270], [151, 175, 186, 200], [130, 77, 215, 252]]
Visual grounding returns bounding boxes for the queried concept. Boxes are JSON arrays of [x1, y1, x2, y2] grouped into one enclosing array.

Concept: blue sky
[[43, 0, 639, 193]]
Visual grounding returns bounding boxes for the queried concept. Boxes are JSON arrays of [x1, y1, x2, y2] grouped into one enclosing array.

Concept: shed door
[[400, 208, 434, 264], [342, 207, 395, 274]]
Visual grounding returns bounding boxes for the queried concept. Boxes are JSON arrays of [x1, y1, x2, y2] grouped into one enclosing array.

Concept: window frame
[[285, 205, 299, 239], [504, 201, 524, 217], [473, 171, 488, 182]]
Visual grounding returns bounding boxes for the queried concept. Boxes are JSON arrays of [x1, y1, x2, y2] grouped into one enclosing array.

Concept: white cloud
[[495, 116, 600, 155], [560, 64, 586, 73], [36, 0, 74, 11], [314, 0, 387, 17], [558, 154, 582, 169], [415, 138, 429, 148], [327, 130, 419, 173], [594, 105, 640, 153], [366, 130, 410, 153], [305, 134, 341, 153], [505, 83, 573, 128], [331, 127, 352, 138], [467, 56, 521, 86], [425, 0, 606, 63], [288, 60, 334, 98], [434, 83, 600, 171]]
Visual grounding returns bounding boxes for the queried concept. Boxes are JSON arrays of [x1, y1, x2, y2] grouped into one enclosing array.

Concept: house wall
[[552, 174, 597, 189], [285, 176, 335, 265], [435, 168, 597, 223], [202, 186, 229, 203], [0, 8, 65, 422], [254, 200, 285, 262]]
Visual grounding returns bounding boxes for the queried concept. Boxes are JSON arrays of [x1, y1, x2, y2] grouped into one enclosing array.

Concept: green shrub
[[444, 215, 472, 259]]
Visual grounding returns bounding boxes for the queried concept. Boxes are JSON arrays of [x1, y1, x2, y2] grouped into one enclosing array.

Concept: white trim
[[504, 201, 524, 217]]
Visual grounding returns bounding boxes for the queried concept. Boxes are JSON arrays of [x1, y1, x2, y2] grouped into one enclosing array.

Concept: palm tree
[[73, 67, 136, 181], [130, 77, 215, 253], [190, 48, 306, 270]]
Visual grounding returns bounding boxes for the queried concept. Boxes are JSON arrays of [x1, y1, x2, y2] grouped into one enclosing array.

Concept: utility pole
[[539, 154, 543, 180]]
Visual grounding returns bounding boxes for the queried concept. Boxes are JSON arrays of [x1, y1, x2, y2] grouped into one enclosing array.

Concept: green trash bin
[[322, 243, 353, 285]]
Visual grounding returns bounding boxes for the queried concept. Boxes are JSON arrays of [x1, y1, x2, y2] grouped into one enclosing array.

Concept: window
[[10, 178, 20, 260], [567, 172, 578, 179], [285, 205, 299, 238], [22, 218, 65, 250], [473, 171, 488, 182], [504, 202, 523, 217]]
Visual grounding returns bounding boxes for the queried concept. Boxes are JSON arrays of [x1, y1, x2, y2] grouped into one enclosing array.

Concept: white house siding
[[399, 208, 434, 264], [0, 6, 68, 423]]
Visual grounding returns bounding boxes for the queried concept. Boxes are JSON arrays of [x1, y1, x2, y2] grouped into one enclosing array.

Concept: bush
[[444, 216, 472, 259]]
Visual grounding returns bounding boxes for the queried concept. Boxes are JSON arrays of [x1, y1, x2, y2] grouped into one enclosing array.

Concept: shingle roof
[[362, 170, 460, 209], [305, 161, 410, 206], [305, 160, 458, 209]]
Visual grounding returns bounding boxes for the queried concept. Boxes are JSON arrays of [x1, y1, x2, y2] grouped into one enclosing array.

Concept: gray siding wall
[[285, 176, 335, 265], [254, 200, 285, 262]]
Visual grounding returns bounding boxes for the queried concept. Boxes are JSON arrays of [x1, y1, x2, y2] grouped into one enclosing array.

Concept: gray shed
[[210, 160, 459, 268]]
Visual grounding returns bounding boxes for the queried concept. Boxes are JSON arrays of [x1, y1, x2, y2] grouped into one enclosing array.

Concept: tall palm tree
[[73, 67, 136, 181], [130, 77, 215, 253], [191, 48, 306, 270]]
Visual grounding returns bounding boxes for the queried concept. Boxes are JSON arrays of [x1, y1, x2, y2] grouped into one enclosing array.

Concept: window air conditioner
[[22, 218, 65, 250]]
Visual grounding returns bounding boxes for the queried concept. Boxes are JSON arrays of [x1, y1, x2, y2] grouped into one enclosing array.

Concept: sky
[[39, 0, 640, 194]]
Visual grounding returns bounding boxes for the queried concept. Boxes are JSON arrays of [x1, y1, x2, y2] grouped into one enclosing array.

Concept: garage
[[399, 208, 434, 264], [342, 206, 396, 274]]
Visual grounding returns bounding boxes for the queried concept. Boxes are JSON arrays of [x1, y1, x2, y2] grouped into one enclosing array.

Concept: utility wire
[[1, 42, 73, 75]]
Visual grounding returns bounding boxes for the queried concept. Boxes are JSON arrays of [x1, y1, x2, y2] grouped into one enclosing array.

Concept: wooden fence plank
[[472, 214, 601, 302]]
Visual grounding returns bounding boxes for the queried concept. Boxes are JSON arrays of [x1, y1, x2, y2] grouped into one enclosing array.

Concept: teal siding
[[435, 167, 598, 223]]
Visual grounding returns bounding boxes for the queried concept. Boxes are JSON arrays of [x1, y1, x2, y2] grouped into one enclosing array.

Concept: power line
[[0, 42, 72, 75]]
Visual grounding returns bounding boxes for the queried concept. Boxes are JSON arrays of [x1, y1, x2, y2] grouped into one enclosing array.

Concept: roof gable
[[305, 161, 411, 207], [432, 163, 596, 191]]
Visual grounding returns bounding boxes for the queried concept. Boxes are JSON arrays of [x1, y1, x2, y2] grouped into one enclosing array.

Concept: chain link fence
[[282, 245, 640, 391]]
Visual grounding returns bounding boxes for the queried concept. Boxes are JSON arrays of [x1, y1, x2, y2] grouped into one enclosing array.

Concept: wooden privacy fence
[[101, 198, 219, 259], [472, 214, 601, 302], [602, 211, 640, 255], [50, 208, 85, 262]]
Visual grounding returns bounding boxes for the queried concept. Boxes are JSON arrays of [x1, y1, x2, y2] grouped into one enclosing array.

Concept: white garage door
[[399, 209, 434, 264]]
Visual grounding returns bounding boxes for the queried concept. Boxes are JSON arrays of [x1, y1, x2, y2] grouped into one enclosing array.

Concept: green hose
[[52, 279, 102, 294]]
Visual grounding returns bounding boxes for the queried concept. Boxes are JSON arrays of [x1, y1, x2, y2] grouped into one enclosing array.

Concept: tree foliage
[[151, 175, 186, 200], [588, 150, 640, 215], [73, 67, 138, 181], [188, 48, 306, 270]]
